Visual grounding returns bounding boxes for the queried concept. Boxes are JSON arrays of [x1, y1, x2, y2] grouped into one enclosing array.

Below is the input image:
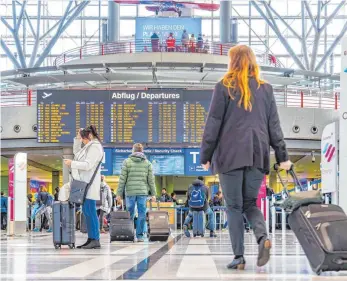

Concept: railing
[[0, 88, 340, 109], [54, 40, 280, 67]]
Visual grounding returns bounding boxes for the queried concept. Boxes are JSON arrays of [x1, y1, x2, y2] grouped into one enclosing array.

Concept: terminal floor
[[2, 231, 347, 281]]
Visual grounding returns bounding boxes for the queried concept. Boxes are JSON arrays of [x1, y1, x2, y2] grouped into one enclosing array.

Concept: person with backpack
[[33, 186, 54, 233], [1, 192, 8, 230], [96, 175, 113, 233], [183, 176, 216, 238], [116, 143, 157, 242]]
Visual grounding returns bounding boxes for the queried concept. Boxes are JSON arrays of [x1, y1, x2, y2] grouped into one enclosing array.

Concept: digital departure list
[[37, 89, 211, 144]]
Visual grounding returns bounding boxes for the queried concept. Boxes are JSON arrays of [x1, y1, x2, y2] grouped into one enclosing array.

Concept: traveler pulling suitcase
[[192, 210, 204, 237], [53, 201, 76, 249], [110, 202, 134, 242], [275, 164, 347, 275], [147, 201, 170, 242]]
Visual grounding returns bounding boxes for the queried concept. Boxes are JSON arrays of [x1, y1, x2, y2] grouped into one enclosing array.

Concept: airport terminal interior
[[1, 0, 347, 280]]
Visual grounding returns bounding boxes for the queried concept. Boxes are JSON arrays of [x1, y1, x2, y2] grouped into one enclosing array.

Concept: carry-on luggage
[[53, 201, 76, 249], [147, 201, 170, 242], [275, 164, 347, 275], [80, 212, 87, 233], [110, 209, 134, 242], [193, 210, 204, 237]]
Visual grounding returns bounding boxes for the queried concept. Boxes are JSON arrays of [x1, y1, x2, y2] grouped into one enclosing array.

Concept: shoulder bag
[[69, 159, 102, 205]]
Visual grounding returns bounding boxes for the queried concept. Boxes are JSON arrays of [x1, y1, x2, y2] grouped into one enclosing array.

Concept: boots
[[82, 239, 101, 249], [77, 238, 91, 249]]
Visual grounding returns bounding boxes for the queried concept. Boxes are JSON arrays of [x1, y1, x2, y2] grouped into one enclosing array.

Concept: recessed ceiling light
[[44, 155, 48, 157]]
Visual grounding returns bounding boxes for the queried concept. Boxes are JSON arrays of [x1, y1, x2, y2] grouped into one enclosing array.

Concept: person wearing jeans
[[64, 125, 104, 249], [126, 196, 147, 239], [200, 45, 292, 270], [183, 176, 217, 238], [116, 143, 157, 242]]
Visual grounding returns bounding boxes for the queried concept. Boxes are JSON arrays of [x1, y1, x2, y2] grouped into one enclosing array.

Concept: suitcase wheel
[[68, 244, 75, 249], [316, 270, 322, 276], [54, 244, 60, 250], [201, 234, 204, 237]]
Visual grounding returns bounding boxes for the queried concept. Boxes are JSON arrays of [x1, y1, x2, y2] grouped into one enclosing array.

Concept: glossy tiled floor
[[2, 230, 347, 281]]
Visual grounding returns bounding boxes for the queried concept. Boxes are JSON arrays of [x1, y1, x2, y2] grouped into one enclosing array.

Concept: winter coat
[[71, 138, 104, 200], [200, 79, 288, 174], [117, 152, 156, 198], [97, 182, 113, 214]]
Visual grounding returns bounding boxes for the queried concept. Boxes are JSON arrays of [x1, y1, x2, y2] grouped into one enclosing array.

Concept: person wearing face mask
[[64, 125, 104, 249]]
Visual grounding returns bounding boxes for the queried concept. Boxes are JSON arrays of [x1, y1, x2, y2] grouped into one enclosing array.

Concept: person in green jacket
[[116, 143, 156, 242]]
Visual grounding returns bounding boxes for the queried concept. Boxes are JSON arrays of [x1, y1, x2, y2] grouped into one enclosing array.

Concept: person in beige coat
[[64, 125, 103, 249]]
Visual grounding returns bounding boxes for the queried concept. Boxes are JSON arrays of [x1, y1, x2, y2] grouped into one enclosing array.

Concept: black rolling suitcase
[[53, 201, 76, 249], [110, 208, 134, 242], [275, 165, 347, 275], [147, 201, 170, 242]]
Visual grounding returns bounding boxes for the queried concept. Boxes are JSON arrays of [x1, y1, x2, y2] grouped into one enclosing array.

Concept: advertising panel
[[135, 17, 202, 50], [321, 122, 338, 194]]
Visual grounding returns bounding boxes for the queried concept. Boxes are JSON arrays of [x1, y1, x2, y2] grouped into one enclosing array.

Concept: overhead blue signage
[[149, 154, 184, 175], [184, 148, 211, 176], [101, 148, 113, 176]]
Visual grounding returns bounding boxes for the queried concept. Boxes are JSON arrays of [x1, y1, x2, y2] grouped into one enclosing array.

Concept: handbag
[[69, 160, 102, 205]]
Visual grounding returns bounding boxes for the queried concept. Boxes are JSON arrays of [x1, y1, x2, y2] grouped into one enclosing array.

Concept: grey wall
[[0, 106, 339, 141], [1, 106, 37, 139]]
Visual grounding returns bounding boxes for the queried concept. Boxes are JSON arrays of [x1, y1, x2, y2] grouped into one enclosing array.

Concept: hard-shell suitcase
[[80, 212, 87, 233], [147, 201, 170, 242], [53, 201, 75, 249], [193, 210, 204, 237], [289, 203, 347, 274], [110, 210, 134, 242], [275, 164, 347, 274]]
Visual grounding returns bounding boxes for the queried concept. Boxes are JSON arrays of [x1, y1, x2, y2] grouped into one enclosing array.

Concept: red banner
[[8, 158, 14, 221]]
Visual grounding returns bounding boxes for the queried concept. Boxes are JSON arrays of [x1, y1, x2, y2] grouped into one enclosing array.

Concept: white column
[[14, 153, 27, 235], [339, 38, 347, 211]]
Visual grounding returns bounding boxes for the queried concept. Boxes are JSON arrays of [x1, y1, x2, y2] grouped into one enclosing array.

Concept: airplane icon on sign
[[42, 92, 52, 99]]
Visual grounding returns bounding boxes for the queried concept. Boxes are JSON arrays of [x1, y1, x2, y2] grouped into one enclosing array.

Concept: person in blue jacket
[[1, 192, 8, 230]]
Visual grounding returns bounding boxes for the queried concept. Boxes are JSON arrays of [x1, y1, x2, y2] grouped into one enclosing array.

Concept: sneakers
[[77, 238, 91, 249], [257, 238, 271, 267], [183, 225, 191, 238], [137, 238, 145, 243], [210, 231, 217, 238], [33, 228, 40, 232], [46, 228, 53, 233], [227, 256, 246, 270], [82, 239, 101, 249]]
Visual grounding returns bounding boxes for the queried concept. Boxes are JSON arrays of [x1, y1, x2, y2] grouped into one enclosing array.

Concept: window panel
[[120, 5, 137, 16], [120, 20, 135, 37]]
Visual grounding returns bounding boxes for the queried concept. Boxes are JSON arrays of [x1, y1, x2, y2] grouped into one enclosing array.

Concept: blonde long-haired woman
[[200, 45, 292, 269]]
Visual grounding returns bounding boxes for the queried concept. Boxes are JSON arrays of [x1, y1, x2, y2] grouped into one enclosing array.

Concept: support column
[[102, 20, 108, 43], [108, 1, 120, 42], [339, 38, 347, 212], [52, 171, 60, 191], [220, 1, 231, 43]]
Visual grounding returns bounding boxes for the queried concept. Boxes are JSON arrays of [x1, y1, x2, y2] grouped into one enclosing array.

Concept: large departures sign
[[37, 89, 212, 144]]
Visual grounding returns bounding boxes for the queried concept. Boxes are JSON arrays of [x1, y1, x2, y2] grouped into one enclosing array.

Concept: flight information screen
[[37, 89, 211, 144]]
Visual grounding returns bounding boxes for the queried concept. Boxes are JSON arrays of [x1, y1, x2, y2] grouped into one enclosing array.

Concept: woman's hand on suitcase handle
[[276, 160, 293, 171]]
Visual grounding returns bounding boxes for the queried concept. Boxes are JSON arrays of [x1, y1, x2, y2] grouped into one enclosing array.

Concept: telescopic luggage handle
[[274, 163, 304, 195], [149, 199, 160, 211]]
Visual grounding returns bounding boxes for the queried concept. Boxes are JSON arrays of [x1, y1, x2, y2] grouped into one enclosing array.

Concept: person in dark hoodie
[[116, 143, 157, 242], [183, 176, 216, 238]]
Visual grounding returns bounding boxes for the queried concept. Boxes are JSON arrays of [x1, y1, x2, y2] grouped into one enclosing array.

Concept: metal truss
[[251, 0, 347, 71], [0, 0, 90, 69]]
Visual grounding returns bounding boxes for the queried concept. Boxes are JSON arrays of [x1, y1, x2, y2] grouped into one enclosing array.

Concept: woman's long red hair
[[222, 45, 264, 111]]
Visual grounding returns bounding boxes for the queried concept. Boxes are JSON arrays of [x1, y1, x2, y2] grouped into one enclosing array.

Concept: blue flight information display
[[112, 148, 184, 175], [37, 89, 211, 144]]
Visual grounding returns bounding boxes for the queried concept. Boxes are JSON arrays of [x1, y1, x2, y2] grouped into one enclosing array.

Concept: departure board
[[37, 89, 212, 144]]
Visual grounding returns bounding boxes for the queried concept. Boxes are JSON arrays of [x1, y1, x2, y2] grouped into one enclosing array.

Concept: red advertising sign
[[8, 158, 14, 221]]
